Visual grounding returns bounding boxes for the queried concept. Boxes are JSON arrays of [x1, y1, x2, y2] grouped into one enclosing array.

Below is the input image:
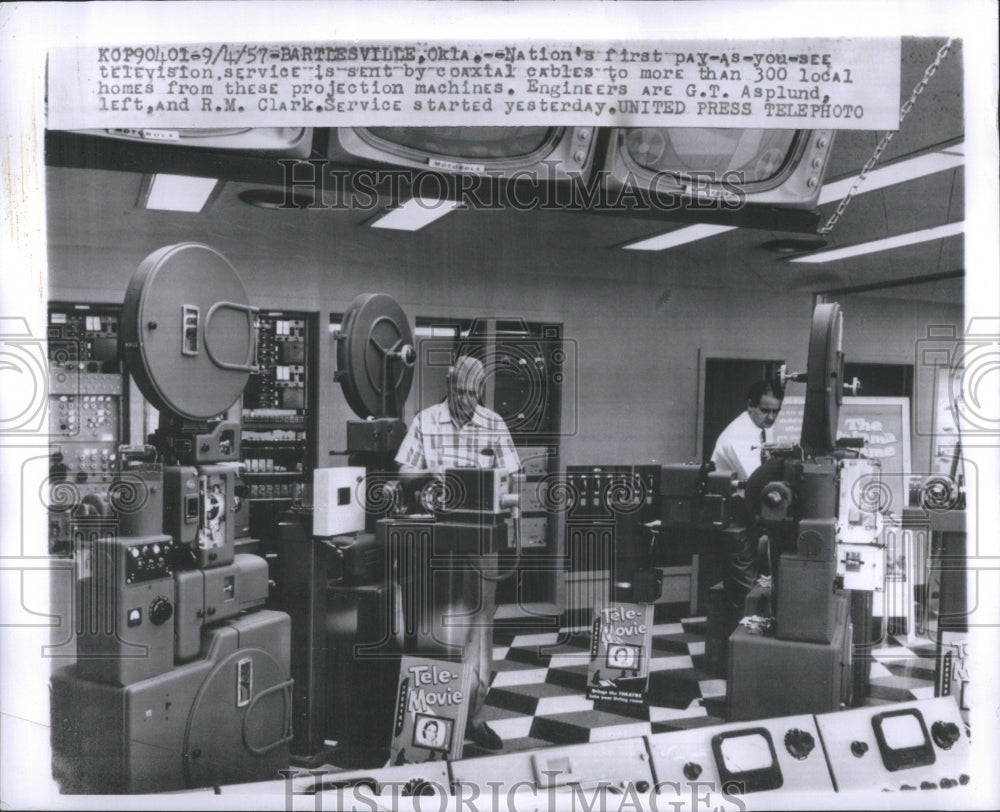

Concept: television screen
[[367, 127, 554, 161], [71, 127, 314, 156], [602, 127, 834, 210], [328, 126, 597, 181], [624, 128, 797, 184]]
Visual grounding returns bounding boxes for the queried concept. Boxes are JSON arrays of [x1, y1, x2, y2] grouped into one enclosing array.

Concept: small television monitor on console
[[327, 126, 597, 182], [601, 127, 834, 210]]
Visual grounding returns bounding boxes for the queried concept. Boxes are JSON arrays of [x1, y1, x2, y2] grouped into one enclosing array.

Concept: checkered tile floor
[[466, 604, 940, 757]]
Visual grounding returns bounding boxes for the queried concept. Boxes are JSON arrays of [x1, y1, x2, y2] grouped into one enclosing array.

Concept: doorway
[[702, 357, 785, 463], [842, 362, 914, 399]]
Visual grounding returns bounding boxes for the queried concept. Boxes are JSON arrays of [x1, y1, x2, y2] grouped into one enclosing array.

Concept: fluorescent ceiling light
[[623, 223, 735, 251], [790, 221, 964, 264], [139, 174, 218, 212], [818, 145, 965, 205], [622, 143, 963, 252], [370, 198, 461, 231]]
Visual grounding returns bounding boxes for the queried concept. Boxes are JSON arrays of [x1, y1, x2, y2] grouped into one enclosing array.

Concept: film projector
[[279, 291, 420, 766], [660, 303, 884, 718], [728, 302, 882, 719], [50, 243, 293, 794], [280, 293, 520, 768]]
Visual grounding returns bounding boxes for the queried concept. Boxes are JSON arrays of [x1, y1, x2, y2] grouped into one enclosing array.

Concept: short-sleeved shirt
[[710, 410, 773, 482], [395, 400, 521, 474]]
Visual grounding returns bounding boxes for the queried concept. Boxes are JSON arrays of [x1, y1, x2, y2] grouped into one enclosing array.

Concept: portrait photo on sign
[[607, 642, 643, 672], [412, 713, 453, 753]]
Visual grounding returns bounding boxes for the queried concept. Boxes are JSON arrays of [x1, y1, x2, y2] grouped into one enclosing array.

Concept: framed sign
[[587, 602, 655, 706]]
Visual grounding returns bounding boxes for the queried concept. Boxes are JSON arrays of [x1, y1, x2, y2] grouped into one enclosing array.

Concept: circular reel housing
[[801, 302, 845, 454], [120, 243, 256, 422], [336, 293, 414, 419]]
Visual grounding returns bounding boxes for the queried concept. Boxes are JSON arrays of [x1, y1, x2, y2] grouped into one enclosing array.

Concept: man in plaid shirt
[[395, 355, 520, 751], [395, 355, 521, 475]]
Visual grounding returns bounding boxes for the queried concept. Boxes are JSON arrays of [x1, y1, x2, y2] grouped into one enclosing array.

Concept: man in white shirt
[[708, 379, 784, 607], [395, 355, 520, 752], [710, 380, 784, 482]]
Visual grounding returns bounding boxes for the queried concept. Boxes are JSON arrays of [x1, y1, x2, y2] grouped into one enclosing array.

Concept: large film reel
[[120, 243, 257, 422], [336, 293, 415, 419], [800, 302, 845, 454]]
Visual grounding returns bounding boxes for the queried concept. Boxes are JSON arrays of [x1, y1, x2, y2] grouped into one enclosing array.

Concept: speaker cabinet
[[775, 554, 839, 643], [728, 594, 851, 721]]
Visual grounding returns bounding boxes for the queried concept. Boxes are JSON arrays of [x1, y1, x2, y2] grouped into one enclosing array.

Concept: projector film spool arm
[[203, 301, 259, 373], [373, 333, 416, 418]]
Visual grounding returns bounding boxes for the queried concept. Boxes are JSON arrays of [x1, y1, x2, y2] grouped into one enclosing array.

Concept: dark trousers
[[704, 526, 760, 610]]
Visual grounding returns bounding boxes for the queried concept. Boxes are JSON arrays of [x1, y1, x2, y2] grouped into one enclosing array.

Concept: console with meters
[[816, 697, 970, 793], [648, 713, 834, 797], [50, 243, 292, 794], [266, 698, 969, 803]]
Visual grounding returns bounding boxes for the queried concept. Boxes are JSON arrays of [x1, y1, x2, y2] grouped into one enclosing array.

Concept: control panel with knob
[[148, 595, 174, 626], [648, 714, 834, 797], [124, 538, 177, 584], [75, 533, 177, 686], [815, 697, 971, 793]]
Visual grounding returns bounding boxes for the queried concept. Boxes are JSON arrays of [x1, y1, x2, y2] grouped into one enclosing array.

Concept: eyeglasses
[[753, 406, 781, 416]]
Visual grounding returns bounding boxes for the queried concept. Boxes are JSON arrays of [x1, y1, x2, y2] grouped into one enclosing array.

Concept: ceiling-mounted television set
[[327, 126, 597, 182], [71, 127, 314, 157], [601, 127, 834, 210]]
